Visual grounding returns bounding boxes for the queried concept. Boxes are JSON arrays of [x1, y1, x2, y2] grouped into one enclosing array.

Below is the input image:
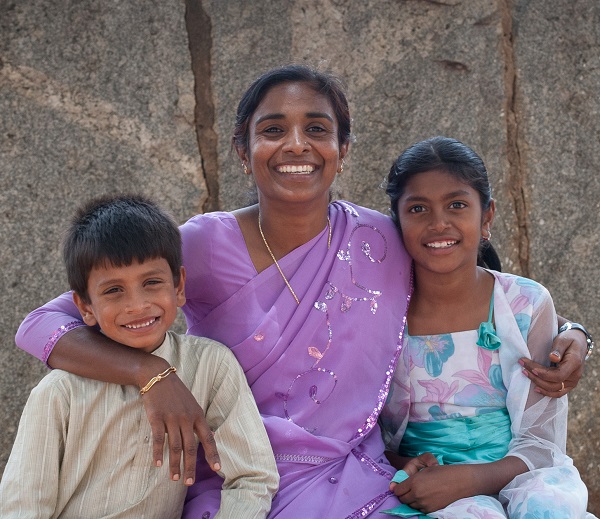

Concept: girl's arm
[[15, 293, 220, 484], [390, 456, 528, 514], [519, 314, 588, 396]]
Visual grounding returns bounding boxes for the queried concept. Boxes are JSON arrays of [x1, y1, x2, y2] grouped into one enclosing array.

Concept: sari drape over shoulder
[[183, 201, 413, 518]]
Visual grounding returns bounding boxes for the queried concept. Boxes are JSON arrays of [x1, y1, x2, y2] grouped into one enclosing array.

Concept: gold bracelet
[[139, 366, 177, 395]]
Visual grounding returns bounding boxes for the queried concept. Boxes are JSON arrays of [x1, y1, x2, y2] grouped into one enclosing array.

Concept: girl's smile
[[397, 168, 494, 277]]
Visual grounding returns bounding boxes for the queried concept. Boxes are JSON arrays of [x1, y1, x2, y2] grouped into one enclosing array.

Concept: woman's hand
[[140, 371, 220, 485], [520, 326, 587, 397]]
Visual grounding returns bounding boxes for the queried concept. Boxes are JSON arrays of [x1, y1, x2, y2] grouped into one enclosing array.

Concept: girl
[[380, 136, 593, 518]]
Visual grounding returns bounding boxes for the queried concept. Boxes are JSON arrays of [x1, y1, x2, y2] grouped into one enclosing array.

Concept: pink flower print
[[418, 378, 459, 407], [509, 294, 530, 316]]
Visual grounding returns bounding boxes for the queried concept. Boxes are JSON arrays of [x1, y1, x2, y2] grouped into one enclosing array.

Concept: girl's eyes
[[102, 287, 122, 295], [408, 202, 467, 213]]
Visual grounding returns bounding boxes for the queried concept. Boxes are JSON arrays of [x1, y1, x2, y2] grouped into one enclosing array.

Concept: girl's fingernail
[[518, 359, 525, 366], [550, 350, 561, 359], [522, 369, 530, 377]]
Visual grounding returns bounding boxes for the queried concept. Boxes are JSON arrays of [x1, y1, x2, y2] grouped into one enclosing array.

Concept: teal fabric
[[398, 408, 511, 464], [476, 296, 502, 350], [382, 456, 444, 517]]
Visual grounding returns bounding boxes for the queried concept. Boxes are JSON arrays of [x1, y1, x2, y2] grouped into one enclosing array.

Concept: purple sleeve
[[15, 291, 86, 365]]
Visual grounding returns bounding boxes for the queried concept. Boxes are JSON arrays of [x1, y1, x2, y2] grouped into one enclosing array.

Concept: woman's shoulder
[[180, 211, 238, 234], [180, 211, 242, 250], [332, 200, 396, 229]]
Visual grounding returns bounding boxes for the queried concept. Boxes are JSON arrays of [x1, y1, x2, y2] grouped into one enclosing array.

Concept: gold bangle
[[139, 366, 177, 395]]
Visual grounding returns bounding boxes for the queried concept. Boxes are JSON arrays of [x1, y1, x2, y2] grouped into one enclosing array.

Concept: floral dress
[[380, 271, 594, 519]]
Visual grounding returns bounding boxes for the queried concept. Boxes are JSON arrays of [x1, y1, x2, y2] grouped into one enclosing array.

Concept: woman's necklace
[[258, 212, 331, 305]]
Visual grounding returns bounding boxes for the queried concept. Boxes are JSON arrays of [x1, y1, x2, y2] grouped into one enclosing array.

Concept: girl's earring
[[482, 228, 492, 241], [242, 163, 249, 175], [338, 159, 345, 174]]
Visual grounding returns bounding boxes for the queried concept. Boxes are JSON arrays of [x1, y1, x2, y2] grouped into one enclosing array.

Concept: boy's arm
[[203, 345, 279, 519], [0, 378, 65, 518]]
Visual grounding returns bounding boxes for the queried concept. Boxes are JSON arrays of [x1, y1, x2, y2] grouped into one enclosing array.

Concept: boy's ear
[[175, 266, 186, 308], [72, 291, 98, 327]]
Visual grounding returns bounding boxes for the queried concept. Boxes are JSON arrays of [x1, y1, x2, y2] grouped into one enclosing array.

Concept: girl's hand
[[390, 464, 474, 514], [396, 452, 439, 478], [520, 327, 586, 397], [141, 371, 220, 486]]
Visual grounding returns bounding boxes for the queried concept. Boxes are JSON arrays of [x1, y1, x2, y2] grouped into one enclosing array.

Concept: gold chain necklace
[[258, 212, 331, 305]]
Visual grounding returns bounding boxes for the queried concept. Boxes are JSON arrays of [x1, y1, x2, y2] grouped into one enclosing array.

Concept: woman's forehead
[[253, 81, 336, 118]]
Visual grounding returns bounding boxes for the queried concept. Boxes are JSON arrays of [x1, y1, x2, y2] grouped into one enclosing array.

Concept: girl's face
[[238, 81, 348, 208], [396, 168, 494, 277]]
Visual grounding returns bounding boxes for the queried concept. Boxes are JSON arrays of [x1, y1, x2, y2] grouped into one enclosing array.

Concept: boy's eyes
[[100, 279, 164, 295]]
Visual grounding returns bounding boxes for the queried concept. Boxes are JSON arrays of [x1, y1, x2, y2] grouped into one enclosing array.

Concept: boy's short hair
[[63, 194, 182, 302]]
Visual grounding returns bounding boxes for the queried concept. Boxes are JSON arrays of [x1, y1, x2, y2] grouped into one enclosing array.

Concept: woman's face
[[239, 81, 348, 208]]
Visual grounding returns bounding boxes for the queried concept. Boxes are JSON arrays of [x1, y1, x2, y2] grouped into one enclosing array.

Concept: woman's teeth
[[277, 165, 314, 174]]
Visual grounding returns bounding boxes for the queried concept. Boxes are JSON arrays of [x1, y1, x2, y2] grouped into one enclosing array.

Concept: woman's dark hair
[[386, 136, 501, 270], [232, 64, 352, 153], [63, 194, 183, 302]]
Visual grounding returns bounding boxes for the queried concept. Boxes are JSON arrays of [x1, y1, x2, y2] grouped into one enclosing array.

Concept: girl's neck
[[408, 265, 495, 335]]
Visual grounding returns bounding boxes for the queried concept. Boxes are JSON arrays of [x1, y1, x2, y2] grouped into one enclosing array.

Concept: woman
[[16, 65, 589, 518]]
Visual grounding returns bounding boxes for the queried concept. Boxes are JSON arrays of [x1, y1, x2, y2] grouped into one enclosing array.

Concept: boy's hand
[[141, 372, 220, 485], [519, 327, 586, 397]]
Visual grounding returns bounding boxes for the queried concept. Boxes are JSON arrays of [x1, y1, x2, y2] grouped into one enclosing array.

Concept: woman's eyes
[[449, 201, 467, 209], [262, 124, 328, 134], [408, 205, 425, 213]]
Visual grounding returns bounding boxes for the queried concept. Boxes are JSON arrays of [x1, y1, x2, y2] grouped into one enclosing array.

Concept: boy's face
[[73, 258, 185, 353]]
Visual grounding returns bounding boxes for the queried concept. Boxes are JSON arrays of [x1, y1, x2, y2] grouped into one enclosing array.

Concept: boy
[[0, 195, 278, 518]]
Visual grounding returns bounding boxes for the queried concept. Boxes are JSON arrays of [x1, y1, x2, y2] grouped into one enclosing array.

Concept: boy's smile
[[73, 258, 185, 353]]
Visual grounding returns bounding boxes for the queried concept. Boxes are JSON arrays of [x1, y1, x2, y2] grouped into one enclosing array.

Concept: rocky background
[[1, 0, 598, 512]]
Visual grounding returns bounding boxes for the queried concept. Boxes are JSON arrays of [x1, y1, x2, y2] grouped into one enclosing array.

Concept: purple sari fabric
[[183, 201, 412, 518]]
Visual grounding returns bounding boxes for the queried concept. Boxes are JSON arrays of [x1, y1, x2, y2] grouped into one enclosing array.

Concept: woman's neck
[[233, 200, 331, 273]]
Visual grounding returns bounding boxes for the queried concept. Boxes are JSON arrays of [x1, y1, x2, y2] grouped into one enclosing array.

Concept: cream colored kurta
[[0, 331, 278, 518]]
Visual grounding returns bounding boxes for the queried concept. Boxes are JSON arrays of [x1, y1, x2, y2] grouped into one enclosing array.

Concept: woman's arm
[[519, 314, 589, 396], [15, 293, 220, 483]]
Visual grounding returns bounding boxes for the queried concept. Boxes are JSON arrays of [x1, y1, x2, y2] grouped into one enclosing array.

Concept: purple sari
[[182, 201, 412, 518]]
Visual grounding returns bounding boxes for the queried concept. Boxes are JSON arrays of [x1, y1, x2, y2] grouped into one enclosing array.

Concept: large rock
[[1, 0, 597, 512]]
